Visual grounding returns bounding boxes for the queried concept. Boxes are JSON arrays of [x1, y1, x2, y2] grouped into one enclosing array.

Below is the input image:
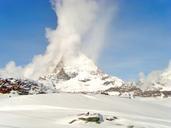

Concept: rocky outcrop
[[0, 78, 55, 95], [56, 68, 71, 80], [102, 84, 171, 97]]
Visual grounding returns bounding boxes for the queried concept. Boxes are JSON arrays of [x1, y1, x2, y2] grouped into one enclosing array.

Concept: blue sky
[[0, 0, 171, 80]]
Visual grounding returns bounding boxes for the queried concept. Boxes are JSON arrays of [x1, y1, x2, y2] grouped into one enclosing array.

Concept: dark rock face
[[79, 79, 91, 82], [103, 81, 115, 86], [103, 85, 142, 94], [53, 59, 64, 73], [56, 68, 71, 80], [0, 78, 54, 95], [162, 91, 171, 97], [142, 90, 161, 97]]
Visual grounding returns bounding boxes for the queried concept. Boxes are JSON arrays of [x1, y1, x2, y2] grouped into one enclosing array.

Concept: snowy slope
[[39, 53, 124, 92], [0, 93, 170, 128]]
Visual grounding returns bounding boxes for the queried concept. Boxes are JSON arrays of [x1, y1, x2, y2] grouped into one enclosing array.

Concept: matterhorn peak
[[38, 53, 124, 93], [57, 53, 99, 73]]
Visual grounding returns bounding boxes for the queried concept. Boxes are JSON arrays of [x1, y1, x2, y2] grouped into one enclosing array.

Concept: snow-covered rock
[[69, 112, 104, 124], [0, 78, 55, 95]]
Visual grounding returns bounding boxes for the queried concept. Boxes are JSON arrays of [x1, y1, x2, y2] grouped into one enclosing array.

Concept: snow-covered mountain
[[38, 53, 124, 93], [0, 53, 170, 97], [136, 69, 171, 91]]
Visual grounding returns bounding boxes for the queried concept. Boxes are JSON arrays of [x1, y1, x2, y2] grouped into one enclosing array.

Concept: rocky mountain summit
[[38, 53, 124, 93]]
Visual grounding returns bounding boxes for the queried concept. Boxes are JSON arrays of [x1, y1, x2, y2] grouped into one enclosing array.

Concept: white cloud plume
[[0, 61, 23, 79], [0, 0, 116, 80], [139, 61, 171, 89]]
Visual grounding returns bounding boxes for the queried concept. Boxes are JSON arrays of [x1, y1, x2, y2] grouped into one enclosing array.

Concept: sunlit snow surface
[[0, 94, 170, 128]]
